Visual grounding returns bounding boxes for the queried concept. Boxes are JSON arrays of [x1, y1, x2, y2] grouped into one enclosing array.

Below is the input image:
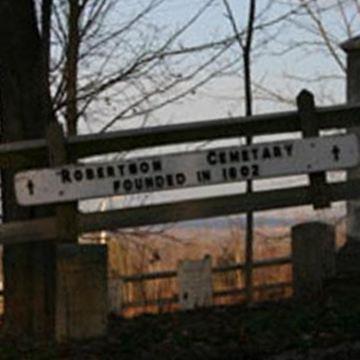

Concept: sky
[[92, 0, 349, 131]]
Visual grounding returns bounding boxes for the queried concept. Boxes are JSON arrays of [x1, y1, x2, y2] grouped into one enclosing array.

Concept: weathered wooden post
[[297, 89, 330, 209], [0, 3, 57, 340], [337, 36, 360, 275], [292, 222, 336, 300], [47, 122, 108, 341]]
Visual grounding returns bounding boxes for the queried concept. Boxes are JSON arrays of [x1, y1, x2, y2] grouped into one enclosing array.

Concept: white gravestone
[[178, 256, 213, 310]]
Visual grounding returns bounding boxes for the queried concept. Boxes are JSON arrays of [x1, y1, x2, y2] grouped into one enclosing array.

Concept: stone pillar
[[55, 244, 108, 342], [178, 255, 213, 310], [291, 222, 335, 300], [338, 36, 360, 274]]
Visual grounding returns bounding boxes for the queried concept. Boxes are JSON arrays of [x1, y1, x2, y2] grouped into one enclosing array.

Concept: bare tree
[[260, 0, 360, 106], [37, 0, 248, 137], [222, 0, 256, 303]]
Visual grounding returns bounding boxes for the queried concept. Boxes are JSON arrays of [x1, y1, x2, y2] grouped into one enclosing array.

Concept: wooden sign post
[[297, 90, 330, 209], [0, 89, 359, 342], [46, 122, 108, 342], [46, 121, 78, 243], [14, 134, 359, 206], [338, 36, 360, 276]]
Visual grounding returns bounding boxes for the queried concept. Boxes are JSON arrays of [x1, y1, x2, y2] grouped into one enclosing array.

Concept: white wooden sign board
[[178, 256, 213, 310], [15, 134, 359, 206]]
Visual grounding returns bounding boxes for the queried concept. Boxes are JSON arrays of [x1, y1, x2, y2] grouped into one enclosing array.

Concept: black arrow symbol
[[27, 180, 34, 195], [332, 145, 340, 161]]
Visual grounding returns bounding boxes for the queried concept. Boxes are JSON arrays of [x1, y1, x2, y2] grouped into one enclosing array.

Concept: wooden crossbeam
[[120, 256, 291, 283], [1, 177, 360, 245], [46, 122, 78, 242], [0, 102, 359, 169], [120, 282, 293, 309]]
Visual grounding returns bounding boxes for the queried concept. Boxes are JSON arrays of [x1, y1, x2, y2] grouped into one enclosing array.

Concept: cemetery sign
[[15, 133, 359, 206]]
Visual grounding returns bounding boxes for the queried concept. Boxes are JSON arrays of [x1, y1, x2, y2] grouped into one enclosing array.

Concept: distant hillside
[[175, 216, 297, 230]]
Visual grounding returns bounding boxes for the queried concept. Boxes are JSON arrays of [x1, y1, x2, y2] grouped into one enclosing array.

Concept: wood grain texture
[[2, 177, 360, 244], [0, 102, 359, 169]]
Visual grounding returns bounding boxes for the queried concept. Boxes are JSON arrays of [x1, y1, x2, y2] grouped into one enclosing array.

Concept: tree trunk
[[65, 0, 80, 136], [0, 0, 56, 340]]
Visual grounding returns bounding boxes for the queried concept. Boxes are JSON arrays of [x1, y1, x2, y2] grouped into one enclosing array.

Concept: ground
[[1, 285, 360, 360]]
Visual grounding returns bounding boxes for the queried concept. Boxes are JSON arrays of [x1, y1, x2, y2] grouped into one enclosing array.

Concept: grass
[[1, 291, 360, 359]]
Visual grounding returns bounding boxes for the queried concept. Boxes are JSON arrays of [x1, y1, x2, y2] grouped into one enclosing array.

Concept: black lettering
[[284, 144, 293, 157], [140, 162, 149, 174], [86, 168, 95, 180], [155, 176, 165, 188], [153, 160, 162, 172], [97, 167, 104, 178], [252, 164, 259, 177], [74, 169, 83, 182], [58, 169, 72, 183], [229, 151, 240, 163], [262, 147, 272, 160], [117, 165, 125, 176], [240, 166, 250, 177], [129, 163, 137, 175], [176, 173, 186, 185], [219, 152, 227, 164], [113, 180, 121, 193], [251, 148, 259, 160], [134, 178, 143, 191], [197, 170, 211, 183], [27, 180, 34, 195], [107, 166, 115, 177], [273, 146, 282, 158], [222, 168, 228, 181], [123, 179, 133, 192], [207, 151, 217, 165], [229, 167, 237, 180], [145, 177, 154, 189], [166, 174, 174, 186], [241, 150, 250, 162]]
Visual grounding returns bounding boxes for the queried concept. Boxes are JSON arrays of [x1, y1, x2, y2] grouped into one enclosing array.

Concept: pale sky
[[93, 0, 349, 132]]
